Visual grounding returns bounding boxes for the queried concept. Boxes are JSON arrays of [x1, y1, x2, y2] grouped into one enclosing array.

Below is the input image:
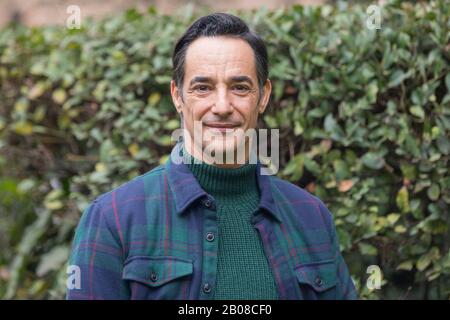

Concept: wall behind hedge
[[0, 0, 449, 299]]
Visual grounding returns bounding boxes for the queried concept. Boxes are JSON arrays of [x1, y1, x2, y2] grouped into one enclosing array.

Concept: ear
[[170, 80, 183, 114], [258, 79, 272, 114]]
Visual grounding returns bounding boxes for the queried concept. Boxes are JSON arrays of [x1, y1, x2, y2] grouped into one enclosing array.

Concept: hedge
[[0, 0, 449, 299]]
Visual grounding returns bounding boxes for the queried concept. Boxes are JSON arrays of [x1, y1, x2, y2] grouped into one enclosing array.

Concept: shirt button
[[203, 282, 212, 293], [150, 271, 158, 282], [204, 199, 212, 208], [315, 277, 323, 287], [206, 232, 215, 242]]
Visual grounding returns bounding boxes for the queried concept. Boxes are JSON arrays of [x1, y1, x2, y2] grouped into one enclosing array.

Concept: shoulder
[[94, 164, 165, 207], [268, 175, 335, 234], [80, 164, 166, 227]]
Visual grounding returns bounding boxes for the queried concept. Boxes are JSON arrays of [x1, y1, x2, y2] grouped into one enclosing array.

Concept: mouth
[[204, 123, 240, 133]]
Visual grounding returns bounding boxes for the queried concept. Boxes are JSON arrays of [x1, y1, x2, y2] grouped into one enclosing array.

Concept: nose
[[211, 87, 233, 116]]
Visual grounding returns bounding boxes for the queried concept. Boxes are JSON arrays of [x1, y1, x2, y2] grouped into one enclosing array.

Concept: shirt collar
[[165, 141, 281, 223]]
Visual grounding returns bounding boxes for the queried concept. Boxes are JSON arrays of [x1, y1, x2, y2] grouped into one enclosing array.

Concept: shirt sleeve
[[66, 198, 130, 299]]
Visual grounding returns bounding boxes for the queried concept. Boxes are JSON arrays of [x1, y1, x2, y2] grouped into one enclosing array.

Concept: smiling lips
[[204, 122, 240, 133]]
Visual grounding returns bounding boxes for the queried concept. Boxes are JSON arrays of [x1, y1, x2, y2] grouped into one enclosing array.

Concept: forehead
[[184, 36, 257, 81]]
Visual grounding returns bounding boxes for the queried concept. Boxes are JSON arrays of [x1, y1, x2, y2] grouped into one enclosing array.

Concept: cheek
[[234, 100, 259, 126], [185, 97, 211, 120]]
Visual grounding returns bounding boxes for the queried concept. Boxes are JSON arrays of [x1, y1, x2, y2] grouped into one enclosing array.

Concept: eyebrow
[[188, 75, 254, 87], [231, 76, 254, 86], [189, 76, 211, 87]]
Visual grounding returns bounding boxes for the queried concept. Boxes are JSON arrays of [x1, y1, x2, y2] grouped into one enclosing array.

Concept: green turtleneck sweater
[[182, 147, 278, 300]]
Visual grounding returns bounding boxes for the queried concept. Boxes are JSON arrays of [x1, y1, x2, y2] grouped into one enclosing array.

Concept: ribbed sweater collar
[[181, 145, 258, 196]]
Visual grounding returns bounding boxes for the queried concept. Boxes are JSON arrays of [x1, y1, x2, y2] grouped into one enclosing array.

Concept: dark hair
[[172, 13, 269, 101]]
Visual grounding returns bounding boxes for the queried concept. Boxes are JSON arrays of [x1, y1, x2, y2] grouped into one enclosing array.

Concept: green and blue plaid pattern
[[67, 141, 357, 300]]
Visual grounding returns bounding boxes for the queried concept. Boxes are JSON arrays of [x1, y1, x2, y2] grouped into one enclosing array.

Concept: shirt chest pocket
[[294, 259, 338, 300], [122, 256, 194, 300]]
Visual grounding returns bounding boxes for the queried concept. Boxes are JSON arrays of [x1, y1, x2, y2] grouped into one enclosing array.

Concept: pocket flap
[[294, 259, 337, 292], [122, 256, 193, 287]]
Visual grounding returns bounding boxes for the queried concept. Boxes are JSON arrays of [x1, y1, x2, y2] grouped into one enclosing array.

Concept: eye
[[194, 85, 211, 93], [233, 85, 250, 92]]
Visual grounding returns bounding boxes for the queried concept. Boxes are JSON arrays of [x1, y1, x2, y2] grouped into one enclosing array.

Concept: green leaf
[[36, 245, 70, 277], [387, 213, 401, 225], [396, 186, 410, 213], [163, 119, 180, 130], [417, 247, 441, 272], [282, 154, 304, 181], [409, 106, 425, 119], [388, 70, 411, 88], [148, 92, 161, 106], [333, 159, 350, 180], [397, 260, 413, 271], [416, 255, 431, 271], [52, 89, 67, 104], [324, 114, 345, 140], [44, 190, 64, 210], [17, 179, 36, 193], [362, 152, 385, 170], [427, 184, 440, 201], [394, 225, 407, 233], [294, 121, 304, 136], [13, 121, 34, 136], [358, 243, 378, 256], [436, 136, 450, 155], [304, 156, 321, 176], [400, 163, 417, 180], [100, 139, 115, 162]]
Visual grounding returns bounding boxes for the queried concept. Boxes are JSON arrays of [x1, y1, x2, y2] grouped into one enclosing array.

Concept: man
[[67, 13, 357, 300]]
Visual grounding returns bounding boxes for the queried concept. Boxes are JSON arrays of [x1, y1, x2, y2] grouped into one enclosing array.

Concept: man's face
[[171, 36, 271, 166]]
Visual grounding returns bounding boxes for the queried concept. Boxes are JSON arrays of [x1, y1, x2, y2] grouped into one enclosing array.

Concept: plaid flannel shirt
[[66, 141, 357, 300]]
